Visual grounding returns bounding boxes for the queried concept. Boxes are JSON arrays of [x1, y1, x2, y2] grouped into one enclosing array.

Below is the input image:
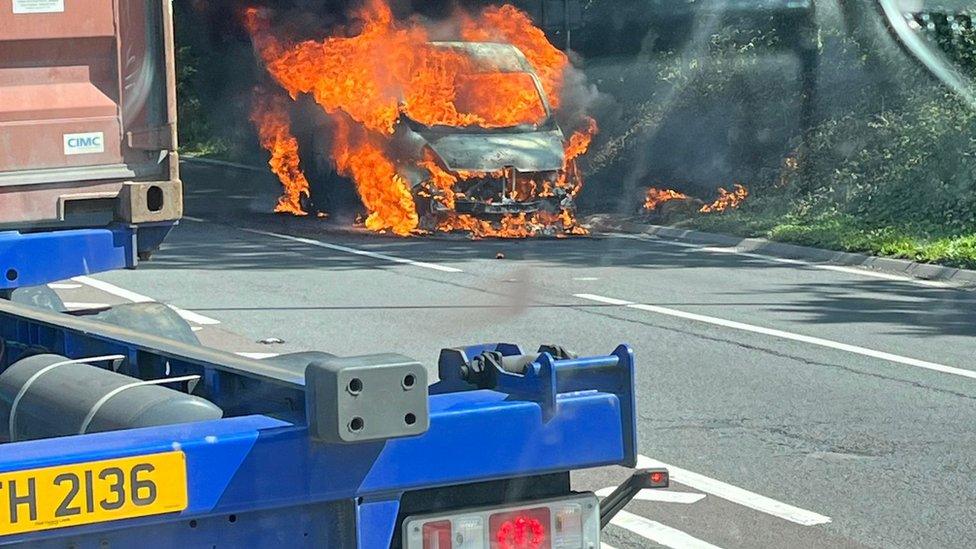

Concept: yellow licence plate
[[0, 451, 188, 536]]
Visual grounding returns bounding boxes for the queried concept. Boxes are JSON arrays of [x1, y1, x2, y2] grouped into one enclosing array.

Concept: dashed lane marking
[[575, 293, 976, 383], [72, 276, 221, 325], [610, 233, 952, 288], [179, 216, 463, 273], [47, 283, 82, 290], [239, 227, 464, 273], [62, 302, 111, 310]]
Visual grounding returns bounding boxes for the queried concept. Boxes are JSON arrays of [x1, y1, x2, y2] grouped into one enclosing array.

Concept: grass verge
[[692, 210, 976, 271]]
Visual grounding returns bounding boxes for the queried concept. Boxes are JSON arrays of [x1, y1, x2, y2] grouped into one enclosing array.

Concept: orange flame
[[245, 2, 594, 237], [643, 188, 689, 211], [330, 116, 418, 235], [460, 4, 568, 110], [418, 149, 458, 210], [437, 211, 586, 239], [699, 184, 748, 213], [249, 91, 310, 216], [559, 117, 598, 196]]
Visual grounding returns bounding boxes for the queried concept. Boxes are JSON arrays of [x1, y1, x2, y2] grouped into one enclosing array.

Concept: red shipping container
[[0, 0, 181, 228]]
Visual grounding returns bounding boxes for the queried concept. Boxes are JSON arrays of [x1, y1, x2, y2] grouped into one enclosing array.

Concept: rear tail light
[[490, 507, 550, 548], [404, 493, 599, 549], [422, 520, 453, 549], [647, 470, 668, 488]]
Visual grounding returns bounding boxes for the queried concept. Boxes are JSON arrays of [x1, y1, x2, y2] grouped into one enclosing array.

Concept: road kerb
[[588, 216, 976, 287]]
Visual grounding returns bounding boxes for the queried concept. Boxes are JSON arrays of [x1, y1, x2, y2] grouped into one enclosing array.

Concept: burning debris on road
[[643, 188, 690, 211], [244, 1, 596, 238], [642, 184, 749, 218]]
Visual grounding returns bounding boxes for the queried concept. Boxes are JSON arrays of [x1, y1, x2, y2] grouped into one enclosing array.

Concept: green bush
[[678, 7, 976, 269], [916, 11, 976, 78], [175, 44, 229, 157], [690, 85, 976, 269], [788, 90, 976, 233]]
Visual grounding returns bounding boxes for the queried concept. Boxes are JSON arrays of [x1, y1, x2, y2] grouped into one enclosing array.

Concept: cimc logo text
[[68, 136, 101, 148], [63, 132, 105, 155]]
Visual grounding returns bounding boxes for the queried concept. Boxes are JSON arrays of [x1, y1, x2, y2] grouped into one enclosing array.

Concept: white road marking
[[600, 544, 618, 549], [180, 156, 266, 173], [235, 352, 280, 359], [47, 283, 82, 290], [698, 244, 953, 287], [575, 293, 976, 381], [611, 511, 724, 549], [72, 276, 221, 325], [183, 215, 462, 273], [240, 227, 464, 273], [611, 233, 952, 287], [573, 294, 644, 307], [574, 276, 601, 281], [595, 487, 706, 504], [635, 455, 831, 526], [63, 302, 111, 310], [191, 326, 203, 332]]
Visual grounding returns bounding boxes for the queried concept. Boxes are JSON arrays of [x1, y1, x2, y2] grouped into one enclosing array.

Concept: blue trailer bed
[[0, 291, 636, 547]]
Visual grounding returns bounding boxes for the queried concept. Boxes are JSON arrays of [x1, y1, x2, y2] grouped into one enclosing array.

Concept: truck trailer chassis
[[0, 228, 640, 546]]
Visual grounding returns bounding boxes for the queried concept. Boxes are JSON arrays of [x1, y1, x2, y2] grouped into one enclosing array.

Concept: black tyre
[[296, 126, 363, 219]]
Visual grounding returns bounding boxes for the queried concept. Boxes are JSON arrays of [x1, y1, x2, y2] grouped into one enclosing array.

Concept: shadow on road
[[757, 280, 976, 338], [167, 161, 976, 340]]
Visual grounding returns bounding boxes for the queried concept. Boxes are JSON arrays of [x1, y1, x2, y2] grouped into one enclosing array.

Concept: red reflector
[[489, 507, 551, 549], [650, 471, 667, 485], [422, 520, 452, 549]]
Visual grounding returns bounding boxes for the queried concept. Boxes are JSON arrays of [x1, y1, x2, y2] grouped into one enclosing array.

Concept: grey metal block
[[117, 180, 183, 223], [305, 353, 429, 443]]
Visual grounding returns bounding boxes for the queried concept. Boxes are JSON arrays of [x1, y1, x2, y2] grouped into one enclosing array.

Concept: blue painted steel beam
[[0, 386, 628, 546], [0, 223, 176, 290], [0, 227, 133, 289], [357, 499, 401, 549], [0, 299, 637, 546]]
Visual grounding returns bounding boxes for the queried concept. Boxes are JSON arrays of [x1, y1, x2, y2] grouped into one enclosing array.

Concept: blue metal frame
[[0, 299, 637, 547], [0, 223, 175, 290]]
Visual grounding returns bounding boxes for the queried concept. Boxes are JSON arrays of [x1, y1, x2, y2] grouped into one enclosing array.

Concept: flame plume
[[642, 185, 749, 214], [250, 91, 311, 216], [643, 188, 690, 211], [700, 184, 749, 213], [245, 1, 596, 237]]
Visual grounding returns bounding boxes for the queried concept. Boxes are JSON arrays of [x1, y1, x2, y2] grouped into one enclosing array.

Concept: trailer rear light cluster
[[403, 493, 600, 549], [647, 470, 668, 488]]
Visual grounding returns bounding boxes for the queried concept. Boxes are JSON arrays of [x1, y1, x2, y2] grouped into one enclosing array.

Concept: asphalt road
[[55, 160, 976, 548]]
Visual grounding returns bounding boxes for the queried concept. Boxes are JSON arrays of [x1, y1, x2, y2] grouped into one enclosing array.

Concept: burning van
[[246, 2, 595, 237], [300, 42, 573, 229]]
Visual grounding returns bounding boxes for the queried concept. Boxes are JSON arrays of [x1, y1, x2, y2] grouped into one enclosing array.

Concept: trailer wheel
[[92, 302, 200, 345]]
